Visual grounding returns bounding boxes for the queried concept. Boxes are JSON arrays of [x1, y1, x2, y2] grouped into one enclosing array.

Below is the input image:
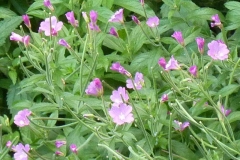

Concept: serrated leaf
[[8, 70, 17, 85], [217, 84, 239, 97], [0, 16, 22, 47], [129, 25, 147, 54], [172, 140, 199, 159], [103, 35, 125, 52], [0, 7, 17, 18], [227, 111, 240, 123]]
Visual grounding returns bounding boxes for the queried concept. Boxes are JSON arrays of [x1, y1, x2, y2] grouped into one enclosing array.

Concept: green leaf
[[224, 1, 240, 10], [47, 110, 58, 127], [172, 140, 199, 159], [103, 35, 125, 52], [113, 0, 155, 17], [227, 111, 240, 123], [0, 16, 22, 47], [129, 25, 147, 54], [91, 6, 113, 23], [8, 69, 17, 85], [217, 84, 240, 97], [0, 7, 17, 18], [102, 0, 114, 9]]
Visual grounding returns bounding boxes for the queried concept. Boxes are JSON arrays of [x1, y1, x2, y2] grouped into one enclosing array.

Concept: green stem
[[168, 113, 173, 160]]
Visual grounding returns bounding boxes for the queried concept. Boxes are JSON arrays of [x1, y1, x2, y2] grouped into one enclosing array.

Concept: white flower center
[[119, 113, 125, 120]]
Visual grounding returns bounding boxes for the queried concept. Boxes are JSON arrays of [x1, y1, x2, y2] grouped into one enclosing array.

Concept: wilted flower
[[109, 27, 119, 38], [196, 37, 205, 54], [55, 151, 64, 156], [22, 15, 31, 28], [126, 72, 144, 90], [109, 103, 134, 125], [55, 140, 66, 148], [158, 57, 166, 69], [70, 144, 78, 154], [207, 40, 229, 60], [189, 65, 197, 77], [160, 94, 168, 102], [82, 12, 89, 23], [44, 0, 54, 11], [58, 39, 71, 48], [146, 16, 159, 28], [172, 31, 184, 46], [65, 11, 78, 27], [13, 143, 30, 160], [14, 109, 32, 127], [110, 87, 129, 107], [109, 8, 124, 23], [132, 15, 140, 25], [89, 10, 100, 32], [39, 16, 63, 36], [211, 14, 222, 28], [221, 106, 231, 117], [85, 78, 103, 97], [140, 0, 144, 5], [165, 56, 180, 71], [110, 62, 131, 77], [173, 120, 190, 131]]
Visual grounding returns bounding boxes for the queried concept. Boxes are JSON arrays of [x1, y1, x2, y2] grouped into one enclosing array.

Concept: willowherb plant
[[2, 0, 240, 159]]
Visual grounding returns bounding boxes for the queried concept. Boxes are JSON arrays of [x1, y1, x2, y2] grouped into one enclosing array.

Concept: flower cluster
[[10, 32, 30, 46], [158, 56, 180, 71]]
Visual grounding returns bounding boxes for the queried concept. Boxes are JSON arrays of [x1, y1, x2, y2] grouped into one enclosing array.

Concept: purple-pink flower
[[140, 0, 144, 5], [160, 94, 168, 102], [14, 109, 32, 127], [13, 143, 30, 160], [10, 32, 30, 46], [189, 65, 197, 77], [165, 56, 180, 71], [55, 151, 64, 156], [207, 40, 229, 60], [65, 11, 79, 27], [58, 39, 71, 48], [126, 72, 144, 90], [6, 141, 12, 148], [109, 8, 124, 23], [89, 10, 100, 32], [211, 14, 222, 28], [44, 0, 54, 11], [109, 27, 119, 38], [196, 37, 205, 54], [221, 106, 231, 117], [39, 16, 63, 36], [110, 62, 131, 77], [85, 78, 103, 97], [172, 31, 184, 46], [109, 103, 134, 125], [146, 16, 159, 28], [132, 15, 140, 25], [173, 120, 190, 131], [55, 140, 66, 148], [158, 57, 166, 69], [110, 87, 129, 107], [70, 144, 78, 154], [22, 15, 31, 28]]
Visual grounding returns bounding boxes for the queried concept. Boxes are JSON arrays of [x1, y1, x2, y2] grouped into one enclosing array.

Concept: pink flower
[[13, 143, 30, 160], [70, 144, 78, 154], [65, 11, 78, 27], [109, 103, 134, 125], [172, 31, 184, 46], [158, 57, 166, 69], [85, 78, 103, 97], [22, 15, 31, 28], [10, 33, 30, 46], [6, 141, 12, 148], [110, 87, 129, 107], [39, 16, 63, 36], [109, 9, 124, 23], [58, 39, 71, 48], [165, 56, 180, 71], [89, 10, 100, 32], [140, 0, 144, 5], [196, 37, 205, 54], [160, 94, 168, 102], [44, 0, 54, 11], [55, 140, 66, 148], [14, 109, 32, 127], [173, 120, 190, 131], [146, 16, 159, 28], [207, 40, 229, 60], [132, 15, 140, 25], [126, 72, 144, 90], [110, 62, 131, 77], [109, 27, 119, 38], [189, 65, 197, 77], [55, 151, 64, 156], [211, 14, 222, 28], [221, 106, 231, 117]]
